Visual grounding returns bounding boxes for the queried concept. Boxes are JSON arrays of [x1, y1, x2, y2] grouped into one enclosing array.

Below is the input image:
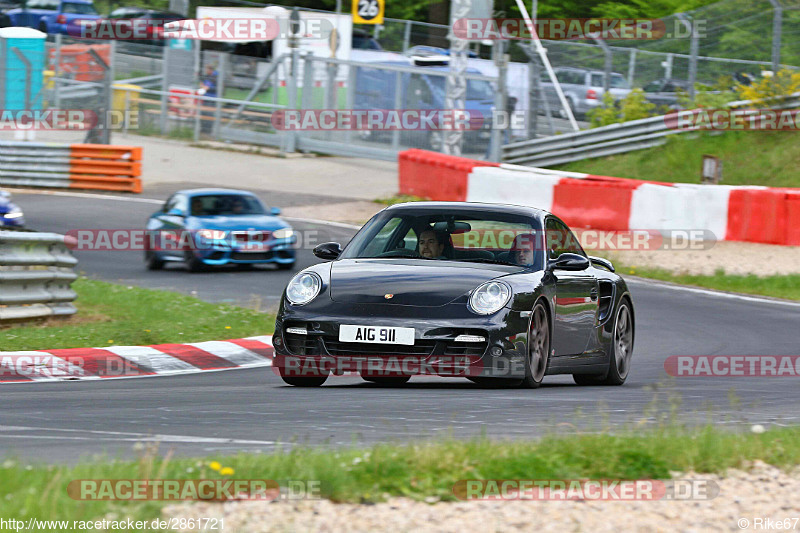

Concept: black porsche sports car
[[273, 202, 634, 388]]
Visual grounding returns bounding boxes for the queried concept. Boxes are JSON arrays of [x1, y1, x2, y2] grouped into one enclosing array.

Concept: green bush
[[588, 89, 656, 127]]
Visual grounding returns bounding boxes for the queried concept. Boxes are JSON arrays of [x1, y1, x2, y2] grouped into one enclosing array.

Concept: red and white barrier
[[0, 336, 273, 383], [398, 150, 800, 246]]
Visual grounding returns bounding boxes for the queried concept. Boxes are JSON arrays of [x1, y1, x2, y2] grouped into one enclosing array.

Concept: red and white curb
[[0, 336, 273, 383]]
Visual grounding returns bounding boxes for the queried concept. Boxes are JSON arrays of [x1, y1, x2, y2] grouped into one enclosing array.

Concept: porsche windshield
[[342, 209, 544, 268]]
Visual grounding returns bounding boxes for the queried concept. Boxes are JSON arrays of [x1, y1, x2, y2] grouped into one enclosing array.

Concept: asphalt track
[[2, 189, 799, 463]]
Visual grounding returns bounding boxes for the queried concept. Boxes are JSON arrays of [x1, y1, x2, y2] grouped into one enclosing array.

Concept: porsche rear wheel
[[573, 299, 634, 386], [520, 301, 550, 389]]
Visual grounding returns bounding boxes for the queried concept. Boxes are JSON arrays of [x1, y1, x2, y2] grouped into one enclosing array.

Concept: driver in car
[[418, 229, 449, 259], [190, 197, 204, 216]]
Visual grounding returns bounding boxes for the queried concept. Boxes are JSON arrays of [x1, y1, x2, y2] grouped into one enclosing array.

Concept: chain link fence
[[34, 0, 800, 157]]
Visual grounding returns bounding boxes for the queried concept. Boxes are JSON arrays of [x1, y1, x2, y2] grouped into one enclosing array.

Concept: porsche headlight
[[3, 209, 23, 219], [468, 280, 512, 315], [272, 228, 295, 241], [286, 271, 322, 306]]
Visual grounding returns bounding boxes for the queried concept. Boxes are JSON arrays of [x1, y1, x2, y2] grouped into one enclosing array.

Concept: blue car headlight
[[272, 228, 295, 241]]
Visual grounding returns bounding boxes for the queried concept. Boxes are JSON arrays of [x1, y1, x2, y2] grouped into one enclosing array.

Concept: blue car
[[145, 189, 296, 272], [8, 0, 100, 34], [0, 190, 25, 227]]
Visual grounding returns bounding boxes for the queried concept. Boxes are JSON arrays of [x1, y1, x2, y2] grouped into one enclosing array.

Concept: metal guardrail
[[503, 94, 800, 167], [0, 142, 143, 192], [0, 229, 78, 322], [0, 142, 74, 188]]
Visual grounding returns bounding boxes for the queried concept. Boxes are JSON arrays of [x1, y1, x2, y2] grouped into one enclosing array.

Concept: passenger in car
[[510, 233, 537, 266]]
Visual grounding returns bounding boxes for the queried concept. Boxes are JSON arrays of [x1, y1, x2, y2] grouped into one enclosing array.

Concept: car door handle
[[590, 288, 598, 301]]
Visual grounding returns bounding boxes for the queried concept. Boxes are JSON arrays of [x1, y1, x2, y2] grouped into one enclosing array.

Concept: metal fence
[[0, 229, 78, 322], [35, 0, 800, 159]]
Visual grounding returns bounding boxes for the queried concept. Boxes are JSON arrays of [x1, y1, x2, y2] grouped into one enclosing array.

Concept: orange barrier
[[69, 144, 142, 193], [48, 44, 111, 82], [398, 149, 498, 201]]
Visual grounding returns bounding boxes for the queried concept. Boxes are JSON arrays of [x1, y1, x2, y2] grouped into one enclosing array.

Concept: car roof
[[367, 61, 483, 75], [556, 67, 625, 76], [384, 201, 549, 218], [175, 188, 258, 197]]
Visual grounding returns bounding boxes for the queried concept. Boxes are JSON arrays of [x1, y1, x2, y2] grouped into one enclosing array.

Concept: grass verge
[[557, 131, 800, 188], [373, 194, 429, 206], [609, 262, 800, 301], [2, 425, 800, 526], [1, 278, 273, 351]]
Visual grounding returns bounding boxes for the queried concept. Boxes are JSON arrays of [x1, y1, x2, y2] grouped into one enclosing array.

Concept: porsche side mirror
[[549, 253, 590, 271], [270, 207, 281, 216], [313, 242, 342, 261], [166, 208, 185, 217]]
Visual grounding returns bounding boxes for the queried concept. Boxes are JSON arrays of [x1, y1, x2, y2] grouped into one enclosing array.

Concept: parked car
[[0, 0, 25, 27], [7, 0, 100, 34], [101, 7, 184, 45], [541, 67, 632, 119], [273, 201, 634, 388], [355, 59, 495, 152], [352, 28, 382, 50], [144, 189, 296, 272], [0, 190, 25, 227], [642, 78, 692, 110]]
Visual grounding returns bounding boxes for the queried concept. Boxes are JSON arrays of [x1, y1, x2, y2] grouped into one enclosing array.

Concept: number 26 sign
[[353, 0, 384, 24]]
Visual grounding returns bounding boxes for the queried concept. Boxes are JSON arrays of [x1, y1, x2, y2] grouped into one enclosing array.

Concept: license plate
[[339, 325, 415, 345]]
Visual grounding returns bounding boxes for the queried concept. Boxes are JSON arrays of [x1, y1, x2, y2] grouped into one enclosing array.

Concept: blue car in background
[[0, 190, 24, 227], [145, 189, 296, 272], [8, 0, 100, 34]]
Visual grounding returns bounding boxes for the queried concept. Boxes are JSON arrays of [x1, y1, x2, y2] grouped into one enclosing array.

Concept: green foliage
[[557, 129, 800, 188], [587, 92, 620, 127], [737, 69, 800, 104], [588, 89, 656, 127]]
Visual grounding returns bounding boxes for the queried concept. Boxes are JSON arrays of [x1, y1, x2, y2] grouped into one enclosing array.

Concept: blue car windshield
[[190, 195, 265, 216], [62, 3, 98, 14]]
